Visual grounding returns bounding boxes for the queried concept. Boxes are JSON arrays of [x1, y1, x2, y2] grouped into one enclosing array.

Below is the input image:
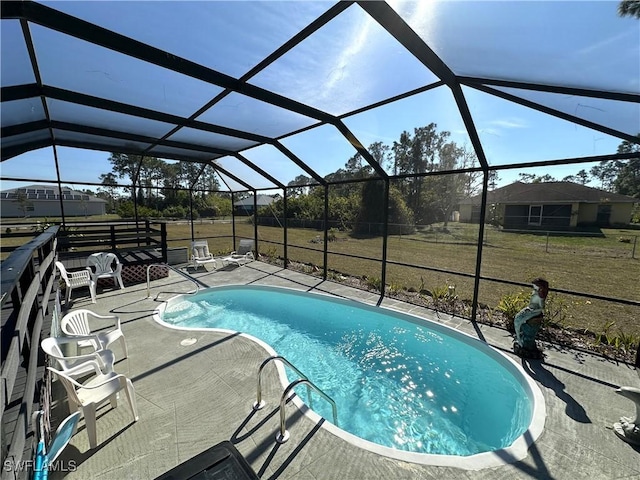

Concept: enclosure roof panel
[[1, 0, 637, 188]]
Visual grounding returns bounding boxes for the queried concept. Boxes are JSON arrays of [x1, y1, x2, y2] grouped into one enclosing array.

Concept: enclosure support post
[[470, 171, 490, 329], [253, 190, 259, 257], [189, 188, 194, 241], [52, 145, 67, 228], [231, 192, 237, 247], [380, 178, 390, 300], [283, 189, 288, 268], [323, 185, 329, 280]]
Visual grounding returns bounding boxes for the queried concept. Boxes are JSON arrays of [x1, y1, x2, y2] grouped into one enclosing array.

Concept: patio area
[[50, 261, 640, 480]]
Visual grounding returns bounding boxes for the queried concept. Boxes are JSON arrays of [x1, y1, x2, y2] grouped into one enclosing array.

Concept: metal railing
[[276, 378, 338, 444], [146, 263, 201, 299], [252, 355, 337, 444], [253, 355, 311, 411]]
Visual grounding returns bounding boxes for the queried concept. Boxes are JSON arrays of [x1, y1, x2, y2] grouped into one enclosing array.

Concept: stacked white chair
[[47, 365, 138, 449], [61, 309, 128, 359], [41, 336, 115, 379]]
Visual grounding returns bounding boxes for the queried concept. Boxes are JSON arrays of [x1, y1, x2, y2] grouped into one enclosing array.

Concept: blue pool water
[[160, 286, 533, 457]]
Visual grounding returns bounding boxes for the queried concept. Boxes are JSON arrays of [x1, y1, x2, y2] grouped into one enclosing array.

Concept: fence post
[[546, 231, 550, 253], [145, 219, 151, 246], [161, 222, 167, 263], [110, 225, 116, 250], [632, 235, 637, 260]]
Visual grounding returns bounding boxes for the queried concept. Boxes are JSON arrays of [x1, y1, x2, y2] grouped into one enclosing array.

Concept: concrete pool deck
[[51, 261, 640, 480]]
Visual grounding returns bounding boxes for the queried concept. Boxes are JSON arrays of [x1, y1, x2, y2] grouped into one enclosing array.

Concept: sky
[[1, 0, 638, 195]]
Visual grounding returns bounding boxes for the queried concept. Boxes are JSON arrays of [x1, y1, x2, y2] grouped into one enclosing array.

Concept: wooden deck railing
[[1, 226, 58, 480]]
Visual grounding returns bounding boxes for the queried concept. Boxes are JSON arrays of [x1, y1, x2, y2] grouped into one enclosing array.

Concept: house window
[[528, 205, 542, 225]]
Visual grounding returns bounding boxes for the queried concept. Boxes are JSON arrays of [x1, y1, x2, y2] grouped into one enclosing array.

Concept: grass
[[3, 217, 638, 337], [167, 220, 640, 336]]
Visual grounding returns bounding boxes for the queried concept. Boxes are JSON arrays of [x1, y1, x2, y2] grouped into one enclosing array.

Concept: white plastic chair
[[47, 366, 139, 449], [41, 336, 115, 379], [61, 309, 128, 359], [55, 261, 96, 304], [86, 252, 125, 297], [190, 240, 218, 270], [221, 239, 255, 267]]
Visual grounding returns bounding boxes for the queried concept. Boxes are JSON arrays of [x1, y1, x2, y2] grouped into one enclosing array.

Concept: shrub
[[496, 290, 529, 332], [388, 281, 403, 295], [162, 205, 187, 218], [365, 276, 382, 292]]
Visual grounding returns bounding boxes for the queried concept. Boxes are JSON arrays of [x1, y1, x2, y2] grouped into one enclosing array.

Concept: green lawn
[[165, 220, 640, 336], [3, 218, 638, 336]]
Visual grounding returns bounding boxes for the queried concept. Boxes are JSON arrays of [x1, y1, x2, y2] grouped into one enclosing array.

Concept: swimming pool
[[155, 285, 545, 469]]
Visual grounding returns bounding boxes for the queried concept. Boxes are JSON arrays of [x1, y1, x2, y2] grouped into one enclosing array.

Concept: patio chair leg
[[89, 280, 97, 303], [89, 281, 97, 303], [120, 335, 128, 359], [84, 404, 98, 449], [125, 379, 139, 421]]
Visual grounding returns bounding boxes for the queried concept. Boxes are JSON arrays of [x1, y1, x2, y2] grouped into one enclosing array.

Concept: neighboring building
[[459, 181, 637, 229], [0, 185, 107, 217], [233, 194, 276, 215]]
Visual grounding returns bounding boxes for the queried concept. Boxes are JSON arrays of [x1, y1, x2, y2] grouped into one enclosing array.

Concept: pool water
[[160, 286, 533, 457]]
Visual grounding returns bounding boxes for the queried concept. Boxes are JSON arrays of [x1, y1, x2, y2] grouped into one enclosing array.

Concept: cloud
[[577, 29, 636, 57], [488, 118, 528, 129]]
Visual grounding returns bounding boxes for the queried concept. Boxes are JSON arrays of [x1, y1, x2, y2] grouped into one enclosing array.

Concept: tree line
[[262, 129, 640, 234], [91, 126, 638, 230]]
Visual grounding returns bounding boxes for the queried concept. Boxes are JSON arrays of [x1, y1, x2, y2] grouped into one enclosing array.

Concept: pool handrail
[[276, 378, 338, 444], [146, 263, 200, 299], [253, 355, 311, 410]]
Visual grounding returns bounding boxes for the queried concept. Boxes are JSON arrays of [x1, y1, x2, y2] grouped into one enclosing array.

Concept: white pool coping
[[153, 285, 546, 471]]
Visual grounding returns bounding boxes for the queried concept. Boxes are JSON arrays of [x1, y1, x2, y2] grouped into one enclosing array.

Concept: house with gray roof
[[459, 182, 637, 229], [0, 185, 107, 218], [233, 194, 276, 216]]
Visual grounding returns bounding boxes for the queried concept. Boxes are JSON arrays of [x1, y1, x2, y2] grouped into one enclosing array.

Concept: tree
[[457, 144, 482, 197], [488, 170, 500, 190], [108, 152, 144, 201], [590, 161, 621, 191], [368, 141, 391, 172], [13, 192, 33, 217], [391, 124, 450, 223], [575, 169, 590, 185], [287, 175, 312, 197], [518, 173, 557, 183], [354, 181, 415, 236], [99, 172, 119, 213], [344, 152, 372, 178], [618, 0, 640, 18]]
